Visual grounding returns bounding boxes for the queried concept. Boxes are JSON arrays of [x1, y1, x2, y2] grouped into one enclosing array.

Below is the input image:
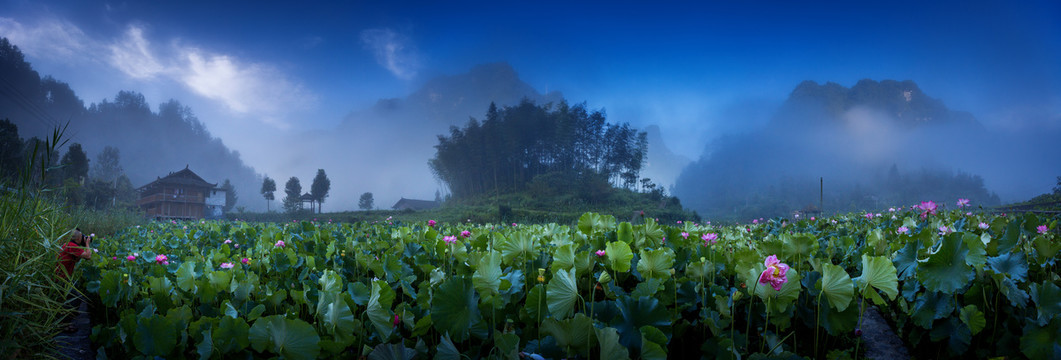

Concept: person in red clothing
[[57, 229, 91, 279], [57, 229, 91, 332]]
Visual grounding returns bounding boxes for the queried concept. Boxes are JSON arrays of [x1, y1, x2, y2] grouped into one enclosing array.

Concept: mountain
[[673, 79, 1000, 221], [0, 38, 261, 209], [641, 124, 690, 190]]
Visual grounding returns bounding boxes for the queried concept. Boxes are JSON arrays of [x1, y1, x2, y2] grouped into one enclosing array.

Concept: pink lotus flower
[[443, 235, 457, 244], [897, 226, 909, 235], [677, 221, 682, 224], [888, 207, 896, 212], [864, 213, 874, 219], [957, 198, 970, 208], [460, 230, 472, 238], [275, 240, 285, 248], [393, 314, 400, 326], [224, 239, 232, 244], [918, 201, 938, 219], [234, 244, 240, 249], [938, 226, 951, 236], [511, 223, 518, 227], [811, 217, 816, 221], [681, 232, 689, 240], [595, 250, 606, 257], [758, 255, 790, 291], [1038, 225, 1050, 234], [702, 233, 718, 245], [752, 219, 758, 224], [966, 212, 973, 216], [220, 262, 234, 269], [112, 256, 117, 260], [241, 258, 250, 264], [155, 254, 168, 264], [428, 220, 436, 227], [978, 222, 989, 230], [127, 255, 136, 261], [163, 261, 169, 265]]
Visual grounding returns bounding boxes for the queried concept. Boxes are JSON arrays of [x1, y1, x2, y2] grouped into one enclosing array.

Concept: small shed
[[392, 197, 440, 211]]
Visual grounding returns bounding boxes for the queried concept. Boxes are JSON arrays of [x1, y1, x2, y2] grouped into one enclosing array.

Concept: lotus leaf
[[248, 315, 321, 360]]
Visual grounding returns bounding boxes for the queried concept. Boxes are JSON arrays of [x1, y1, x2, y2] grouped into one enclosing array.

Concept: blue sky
[[2, 0, 1059, 188]]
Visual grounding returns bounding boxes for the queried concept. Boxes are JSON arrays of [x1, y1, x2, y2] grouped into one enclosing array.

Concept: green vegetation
[[78, 205, 1058, 359]]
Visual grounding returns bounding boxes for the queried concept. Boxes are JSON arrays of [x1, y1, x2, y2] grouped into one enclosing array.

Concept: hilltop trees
[[90, 146, 122, 182], [60, 143, 89, 183], [221, 179, 237, 213], [310, 169, 330, 214], [429, 99, 648, 200], [282, 177, 301, 213], [359, 192, 374, 210], [261, 176, 276, 212]]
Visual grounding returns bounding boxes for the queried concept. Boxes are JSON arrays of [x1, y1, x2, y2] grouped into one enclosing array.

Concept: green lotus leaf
[[618, 222, 634, 244], [912, 291, 954, 329], [248, 315, 321, 360], [994, 221, 1020, 255], [318, 291, 356, 341], [784, 234, 819, 262], [578, 212, 616, 235], [630, 278, 663, 298], [133, 314, 178, 357], [1031, 282, 1061, 326], [987, 252, 1028, 283], [367, 342, 417, 360], [962, 233, 987, 268], [367, 281, 395, 340], [605, 241, 634, 273], [472, 252, 503, 299], [611, 296, 671, 351], [318, 269, 343, 293], [497, 231, 537, 265], [640, 334, 668, 360], [547, 268, 578, 319], [195, 328, 213, 360], [929, 316, 971, 355], [916, 233, 973, 294], [959, 305, 986, 335], [176, 260, 198, 293], [492, 331, 520, 359], [820, 263, 854, 312], [892, 240, 920, 280], [595, 327, 630, 360], [207, 270, 232, 294], [212, 315, 250, 354], [348, 281, 370, 306], [636, 218, 665, 248], [636, 248, 674, 279], [523, 284, 548, 320], [1020, 318, 1061, 360], [431, 276, 481, 342], [550, 244, 575, 274], [999, 277, 1030, 307], [434, 334, 460, 360], [541, 313, 593, 356]]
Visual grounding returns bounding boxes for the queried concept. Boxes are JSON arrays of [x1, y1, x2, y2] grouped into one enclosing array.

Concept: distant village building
[[137, 166, 226, 220], [391, 197, 440, 211]]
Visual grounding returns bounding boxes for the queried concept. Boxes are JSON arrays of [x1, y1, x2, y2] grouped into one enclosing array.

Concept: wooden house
[[137, 166, 225, 220], [391, 197, 440, 211]]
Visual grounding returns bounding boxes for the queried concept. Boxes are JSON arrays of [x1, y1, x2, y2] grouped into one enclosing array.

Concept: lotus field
[[83, 205, 1060, 359]]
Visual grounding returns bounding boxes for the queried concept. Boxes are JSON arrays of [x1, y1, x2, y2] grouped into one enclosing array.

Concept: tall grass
[[0, 126, 76, 359]]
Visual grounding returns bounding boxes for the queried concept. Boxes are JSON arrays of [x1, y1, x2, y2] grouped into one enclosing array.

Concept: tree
[[359, 192, 374, 210], [310, 169, 330, 214], [90, 146, 122, 183], [221, 179, 237, 212], [261, 176, 277, 212], [60, 143, 89, 183], [0, 118, 23, 183], [282, 177, 301, 213], [1054, 176, 1061, 195]]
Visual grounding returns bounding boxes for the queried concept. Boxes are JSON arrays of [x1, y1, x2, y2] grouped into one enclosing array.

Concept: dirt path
[[861, 306, 909, 360], [54, 299, 93, 360]]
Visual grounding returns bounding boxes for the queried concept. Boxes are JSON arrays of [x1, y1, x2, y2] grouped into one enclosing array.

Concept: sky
[[2, 0, 1059, 209]]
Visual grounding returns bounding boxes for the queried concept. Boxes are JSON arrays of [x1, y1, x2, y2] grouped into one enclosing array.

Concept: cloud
[[180, 49, 316, 128], [0, 17, 91, 61], [360, 28, 420, 80], [104, 25, 316, 128], [108, 26, 165, 79]]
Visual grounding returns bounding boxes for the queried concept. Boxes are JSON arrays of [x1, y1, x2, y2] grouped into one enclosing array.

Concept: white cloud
[[0, 17, 91, 61], [180, 49, 316, 129], [108, 26, 165, 79], [360, 28, 420, 80]]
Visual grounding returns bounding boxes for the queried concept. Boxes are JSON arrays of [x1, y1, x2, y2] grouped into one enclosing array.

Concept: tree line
[[260, 169, 335, 214], [429, 99, 648, 199]]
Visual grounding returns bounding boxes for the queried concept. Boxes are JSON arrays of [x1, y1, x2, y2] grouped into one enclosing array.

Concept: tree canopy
[[261, 176, 277, 212], [359, 192, 374, 210], [429, 99, 647, 199], [310, 169, 330, 214], [282, 177, 301, 213], [221, 179, 237, 213]]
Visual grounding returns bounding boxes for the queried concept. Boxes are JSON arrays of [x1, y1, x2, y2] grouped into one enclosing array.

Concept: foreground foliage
[[83, 208, 1059, 359]]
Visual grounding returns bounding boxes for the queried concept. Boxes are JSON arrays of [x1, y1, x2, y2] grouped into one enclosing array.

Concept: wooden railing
[[138, 193, 204, 205]]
